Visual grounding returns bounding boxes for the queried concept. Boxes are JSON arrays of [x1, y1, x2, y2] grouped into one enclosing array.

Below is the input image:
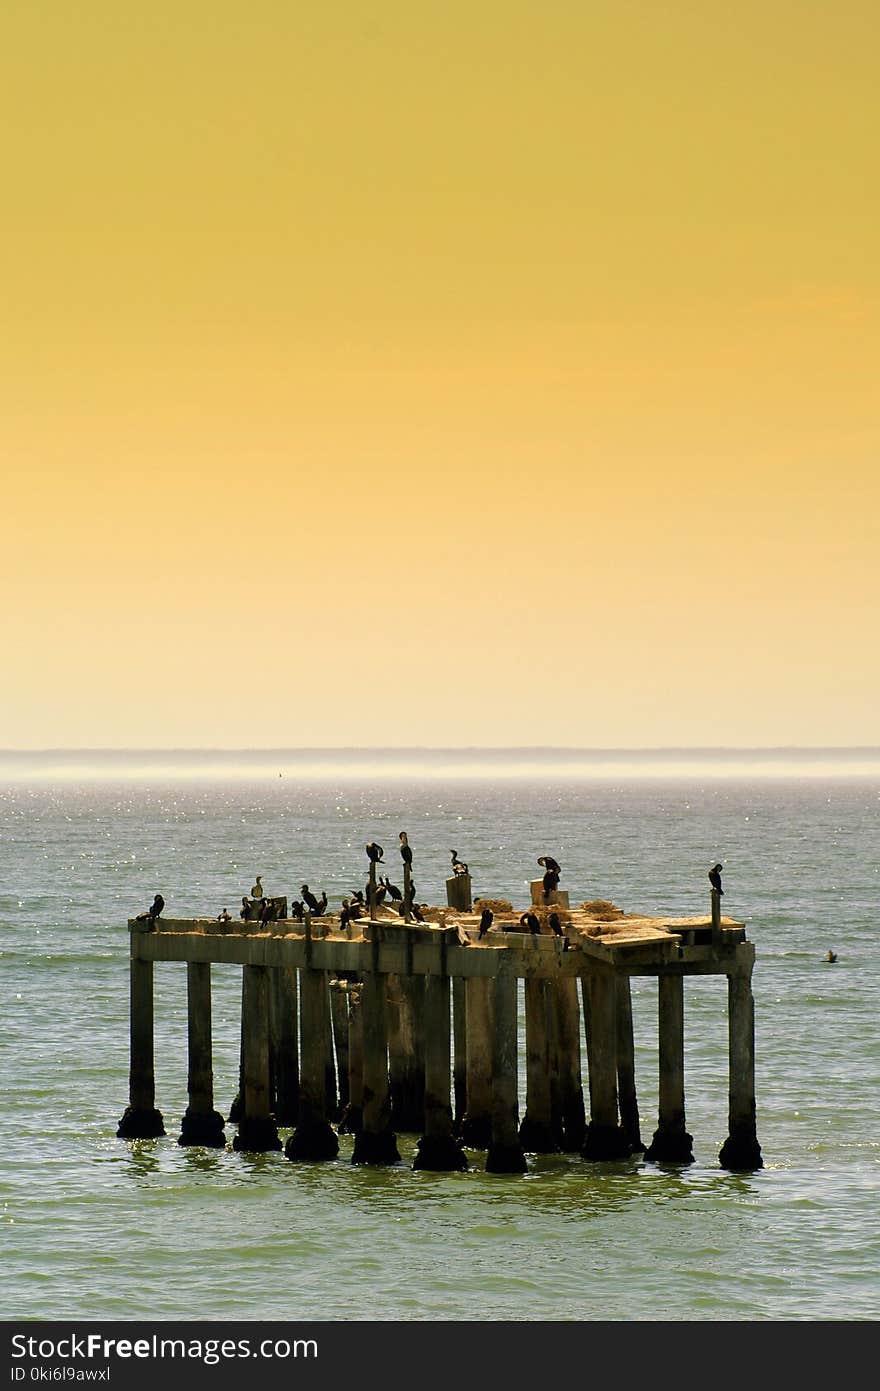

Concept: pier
[[117, 882, 763, 1172]]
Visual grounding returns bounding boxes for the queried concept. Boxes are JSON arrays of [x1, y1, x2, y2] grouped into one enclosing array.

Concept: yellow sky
[[1, 2, 877, 748]]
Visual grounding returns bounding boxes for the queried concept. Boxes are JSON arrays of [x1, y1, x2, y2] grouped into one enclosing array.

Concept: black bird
[[340, 900, 352, 931], [290, 900, 304, 921], [313, 890, 328, 917], [478, 908, 494, 939], [520, 911, 541, 936], [351, 889, 365, 906], [382, 875, 403, 901], [399, 831, 413, 867], [450, 849, 469, 876], [301, 883, 322, 913], [374, 882, 387, 905], [549, 912, 564, 938], [147, 893, 164, 926], [259, 898, 275, 926], [239, 896, 250, 920], [366, 841, 384, 864], [411, 902, 425, 923], [825, 950, 837, 964], [709, 863, 724, 895], [537, 856, 561, 896]]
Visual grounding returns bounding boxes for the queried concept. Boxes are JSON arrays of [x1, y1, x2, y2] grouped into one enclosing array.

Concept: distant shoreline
[[2, 746, 879, 782]]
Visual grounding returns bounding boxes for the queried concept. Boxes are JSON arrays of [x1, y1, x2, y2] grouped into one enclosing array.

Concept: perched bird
[[537, 856, 561, 896], [382, 875, 403, 901], [709, 863, 724, 895], [301, 883, 323, 913], [251, 876, 264, 899], [410, 898, 425, 923], [313, 890, 328, 917], [351, 889, 365, 906], [216, 908, 231, 922], [478, 908, 494, 939], [239, 896, 250, 920], [259, 898, 275, 926], [146, 893, 164, 927], [549, 912, 565, 938], [825, 950, 838, 964], [450, 849, 469, 876], [520, 911, 541, 936], [289, 900, 304, 921], [399, 831, 413, 867], [374, 882, 387, 905], [366, 841, 384, 864], [340, 900, 352, 931]]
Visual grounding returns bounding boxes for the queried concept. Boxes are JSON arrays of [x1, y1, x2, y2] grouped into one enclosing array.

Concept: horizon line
[[1, 744, 879, 756]]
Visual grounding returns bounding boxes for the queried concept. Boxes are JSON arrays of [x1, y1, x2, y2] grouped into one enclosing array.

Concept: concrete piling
[[645, 974, 693, 1163], [352, 926, 400, 1164], [337, 983, 364, 1135], [452, 976, 467, 1131], [486, 962, 527, 1173], [269, 966, 299, 1126], [460, 976, 494, 1149], [519, 979, 558, 1152], [414, 971, 467, 1171], [581, 969, 631, 1160], [178, 962, 226, 1146], [615, 976, 644, 1153], [285, 966, 339, 1161], [718, 964, 763, 1171], [233, 965, 281, 1152], [329, 979, 351, 1116], [554, 976, 587, 1151], [117, 958, 166, 1138], [388, 974, 425, 1132]]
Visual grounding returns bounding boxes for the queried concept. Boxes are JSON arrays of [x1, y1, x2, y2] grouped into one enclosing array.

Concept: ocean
[[2, 750, 878, 1322]]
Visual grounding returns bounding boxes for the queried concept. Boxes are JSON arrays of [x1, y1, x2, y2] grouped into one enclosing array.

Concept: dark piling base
[[232, 1116, 282, 1153], [560, 1106, 588, 1153], [413, 1134, 468, 1172], [178, 1109, 227, 1148], [336, 1104, 362, 1135], [486, 1142, 528, 1174], [719, 1129, 764, 1171], [351, 1129, 401, 1165], [518, 1115, 560, 1154], [116, 1106, 166, 1139], [284, 1120, 340, 1162], [227, 1093, 242, 1123], [459, 1114, 493, 1150], [645, 1127, 694, 1164], [581, 1121, 632, 1161]]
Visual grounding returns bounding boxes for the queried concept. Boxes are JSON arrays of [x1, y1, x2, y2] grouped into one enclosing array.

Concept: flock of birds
[[136, 851, 839, 963]]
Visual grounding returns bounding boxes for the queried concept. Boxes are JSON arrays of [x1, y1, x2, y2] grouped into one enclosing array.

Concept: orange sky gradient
[[2, 2, 878, 748]]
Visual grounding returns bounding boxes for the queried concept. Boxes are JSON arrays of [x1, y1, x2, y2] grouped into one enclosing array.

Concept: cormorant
[[549, 912, 564, 938], [239, 896, 250, 920], [478, 908, 494, 939], [450, 849, 469, 876], [399, 831, 413, 867], [313, 890, 328, 917], [351, 889, 365, 906], [259, 898, 275, 926], [145, 893, 164, 927], [340, 900, 351, 931], [537, 856, 561, 896], [520, 911, 541, 935], [301, 883, 322, 913], [366, 841, 384, 864], [251, 876, 263, 899], [290, 900, 304, 921], [709, 863, 724, 895], [217, 908, 231, 922], [825, 950, 837, 963], [381, 875, 403, 901]]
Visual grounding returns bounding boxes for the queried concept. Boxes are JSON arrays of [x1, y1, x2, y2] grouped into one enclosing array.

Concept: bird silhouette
[[450, 849, 469, 876], [382, 875, 403, 901], [301, 883, 324, 913], [290, 900, 304, 921], [825, 950, 837, 963], [399, 831, 413, 867], [478, 908, 494, 939], [520, 912, 541, 935], [146, 893, 164, 926], [549, 912, 565, 938], [709, 863, 724, 895], [251, 876, 264, 899], [537, 856, 561, 896], [366, 841, 384, 864]]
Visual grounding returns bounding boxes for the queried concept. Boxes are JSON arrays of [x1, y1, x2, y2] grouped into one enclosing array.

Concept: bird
[[289, 900, 304, 921], [374, 882, 387, 905], [239, 896, 250, 919], [537, 856, 561, 896], [520, 911, 541, 935], [549, 912, 565, 938], [709, 863, 724, 895], [381, 875, 403, 901], [366, 841, 384, 864], [147, 893, 164, 926], [313, 890, 328, 917], [478, 907, 494, 939], [259, 898, 275, 926], [399, 831, 413, 867], [450, 849, 469, 876], [340, 900, 352, 931], [251, 876, 264, 899], [824, 950, 837, 963], [301, 883, 323, 913], [351, 889, 365, 906]]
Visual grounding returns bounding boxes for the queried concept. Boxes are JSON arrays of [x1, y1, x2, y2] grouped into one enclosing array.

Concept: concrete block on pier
[[529, 882, 569, 908], [446, 874, 473, 911]]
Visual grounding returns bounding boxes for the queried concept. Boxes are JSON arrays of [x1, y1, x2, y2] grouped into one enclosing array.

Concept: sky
[[2, 2, 878, 749]]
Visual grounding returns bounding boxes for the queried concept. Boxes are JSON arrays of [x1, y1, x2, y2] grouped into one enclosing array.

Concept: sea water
[[1, 754, 878, 1321]]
